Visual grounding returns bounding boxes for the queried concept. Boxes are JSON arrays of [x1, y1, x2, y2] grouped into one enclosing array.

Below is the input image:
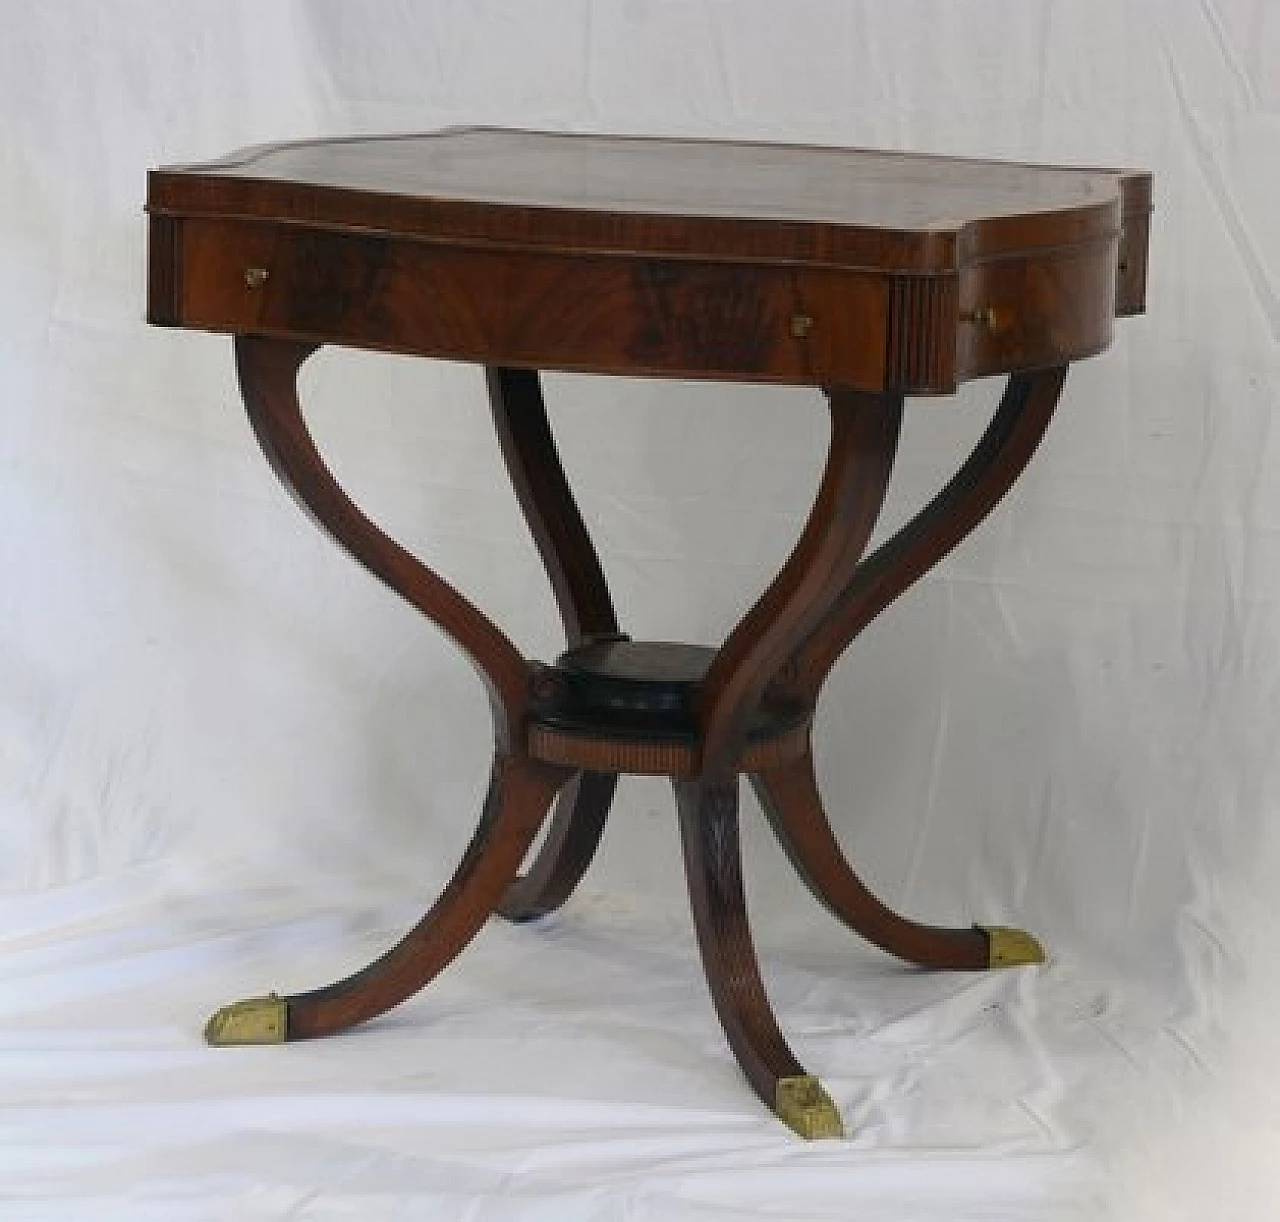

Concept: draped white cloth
[[2, 2, 1277, 1217]]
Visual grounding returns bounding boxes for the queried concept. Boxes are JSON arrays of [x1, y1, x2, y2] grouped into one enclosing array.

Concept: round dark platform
[[529, 638, 808, 745]]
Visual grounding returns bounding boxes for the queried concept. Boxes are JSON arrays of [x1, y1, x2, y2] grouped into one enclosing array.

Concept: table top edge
[[147, 127, 1147, 272]]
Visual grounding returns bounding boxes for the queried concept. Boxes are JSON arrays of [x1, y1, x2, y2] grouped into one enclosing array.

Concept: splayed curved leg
[[778, 369, 1069, 706], [235, 338, 530, 744], [675, 776, 844, 1139], [208, 341, 574, 1043], [750, 752, 1041, 970], [206, 752, 572, 1043], [744, 371, 1067, 971], [698, 387, 903, 773], [488, 367, 622, 918], [499, 770, 618, 921]]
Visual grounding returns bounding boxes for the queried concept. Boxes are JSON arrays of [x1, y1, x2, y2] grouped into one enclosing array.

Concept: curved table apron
[[146, 128, 1151, 1139]]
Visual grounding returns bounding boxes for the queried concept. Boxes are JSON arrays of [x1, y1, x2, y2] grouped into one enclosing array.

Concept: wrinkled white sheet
[[3, 1, 1279, 1217]]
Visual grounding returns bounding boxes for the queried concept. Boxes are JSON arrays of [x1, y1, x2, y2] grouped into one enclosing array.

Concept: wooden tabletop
[[148, 128, 1150, 392]]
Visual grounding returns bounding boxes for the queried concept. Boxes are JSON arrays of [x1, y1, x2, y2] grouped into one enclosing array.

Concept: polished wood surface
[[234, 336, 528, 748], [529, 640, 807, 744], [774, 367, 1069, 707], [751, 754, 990, 970], [149, 128, 1149, 393], [286, 752, 571, 1039], [153, 131, 1149, 1137], [698, 389, 902, 775], [151, 127, 1149, 271], [674, 777, 813, 1126], [486, 366, 620, 920]]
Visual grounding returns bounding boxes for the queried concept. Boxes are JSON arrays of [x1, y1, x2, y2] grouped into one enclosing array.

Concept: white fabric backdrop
[[2, 1, 1279, 1217]]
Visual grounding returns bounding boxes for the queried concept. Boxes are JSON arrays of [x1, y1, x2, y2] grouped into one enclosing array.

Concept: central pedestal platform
[[526, 639, 811, 777]]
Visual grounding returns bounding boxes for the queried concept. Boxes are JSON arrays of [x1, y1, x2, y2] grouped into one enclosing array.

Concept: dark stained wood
[[153, 133, 1150, 1134], [956, 247, 1113, 383], [149, 127, 1147, 272], [773, 368, 1068, 709], [486, 367, 619, 643], [486, 366, 620, 921], [530, 639, 807, 744], [497, 771, 617, 922], [146, 214, 182, 327], [698, 390, 903, 775], [523, 640, 812, 777], [234, 336, 530, 749], [171, 217, 889, 389], [148, 129, 1150, 394], [1115, 210, 1150, 317], [674, 777, 809, 1116], [286, 752, 571, 1039], [750, 753, 988, 970], [885, 275, 958, 393]]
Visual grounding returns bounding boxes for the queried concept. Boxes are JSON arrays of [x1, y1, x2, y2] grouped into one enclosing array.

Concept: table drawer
[[955, 239, 1118, 381], [163, 218, 888, 388]]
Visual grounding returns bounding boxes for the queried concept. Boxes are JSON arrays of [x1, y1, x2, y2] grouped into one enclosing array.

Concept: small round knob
[[961, 305, 1012, 333], [790, 314, 814, 339], [244, 267, 270, 289]]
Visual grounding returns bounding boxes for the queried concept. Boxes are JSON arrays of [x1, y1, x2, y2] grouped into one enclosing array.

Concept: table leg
[[486, 367, 620, 643], [676, 776, 844, 1139], [497, 770, 618, 922], [207, 343, 1063, 1132], [698, 387, 905, 774], [676, 387, 900, 1137], [205, 752, 571, 1043], [754, 369, 1068, 970], [205, 337, 570, 1043], [232, 337, 530, 744], [779, 368, 1068, 704], [487, 367, 622, 919], [749, 753, 1031, 969]]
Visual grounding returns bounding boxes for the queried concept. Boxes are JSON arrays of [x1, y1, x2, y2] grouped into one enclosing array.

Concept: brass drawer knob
[[961, 305, 1012, 332], [244, 267, 270, 289], [790, 314, 814, 339]]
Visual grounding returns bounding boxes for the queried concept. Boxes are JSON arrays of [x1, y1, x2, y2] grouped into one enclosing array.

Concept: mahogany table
[[146, 128, 1151, 1139]]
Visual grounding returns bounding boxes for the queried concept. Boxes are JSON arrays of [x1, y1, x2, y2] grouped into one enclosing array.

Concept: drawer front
[[956, 239, 1118, 381], [171, 218, 889, 388]]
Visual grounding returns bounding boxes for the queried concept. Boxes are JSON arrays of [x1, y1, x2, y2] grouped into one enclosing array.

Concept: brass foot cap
[[775, 1075, 845, 1140], [979, 925, 1046, 969], [204, 993, 288, 1045]]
